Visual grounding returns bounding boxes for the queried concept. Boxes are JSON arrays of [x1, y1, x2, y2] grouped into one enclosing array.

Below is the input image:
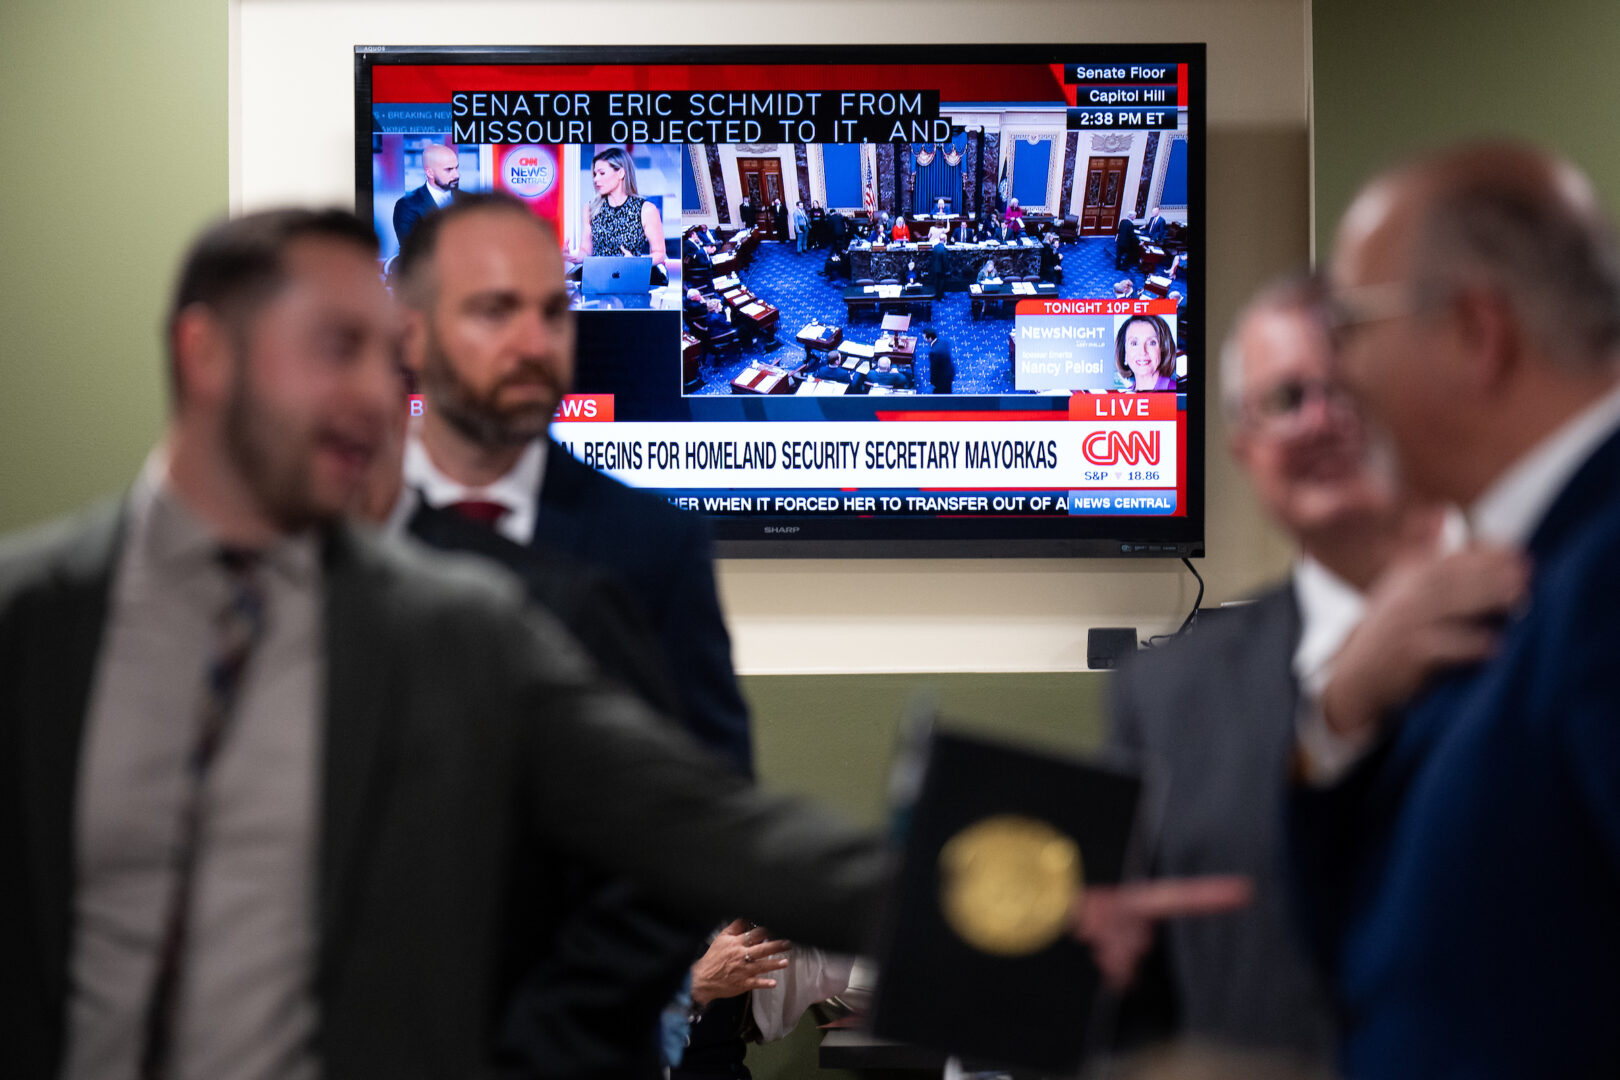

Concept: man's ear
[[1227, 424, 1252, 470], [400, 306, 429, 376], [170, 303, 235, 407], [1447, 285, 1519, 395]]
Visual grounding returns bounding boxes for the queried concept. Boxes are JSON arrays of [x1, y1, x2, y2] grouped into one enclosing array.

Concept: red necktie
[[447, 499, 510, 528]]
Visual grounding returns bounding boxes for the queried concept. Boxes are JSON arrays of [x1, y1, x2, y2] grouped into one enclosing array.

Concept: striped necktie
[[138, 547, 266, 1080]]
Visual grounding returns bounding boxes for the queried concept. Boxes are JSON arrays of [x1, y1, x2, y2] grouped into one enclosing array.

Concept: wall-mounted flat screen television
[[357, 44, 1205, 557]]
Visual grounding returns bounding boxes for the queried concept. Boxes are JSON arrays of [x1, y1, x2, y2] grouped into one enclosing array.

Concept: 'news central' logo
[[504, 146, 556, 198], [1082, 430, 1160, 466]]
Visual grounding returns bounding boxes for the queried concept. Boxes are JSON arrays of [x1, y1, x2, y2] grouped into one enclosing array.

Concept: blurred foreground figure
[[0, 209, 881, 1080], [1301, 141, 1620, 1077], [1105, 276, 1521, 1069]]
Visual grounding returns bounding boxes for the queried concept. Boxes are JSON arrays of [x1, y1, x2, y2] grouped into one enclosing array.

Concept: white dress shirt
[[397, 428, 547, 545], [1291, 555, 1371, 783], [1468, 377, 1620, 546], [1295, 377, 1620, 782]]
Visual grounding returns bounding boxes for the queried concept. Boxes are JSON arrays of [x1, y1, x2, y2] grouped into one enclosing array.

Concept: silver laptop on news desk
[[582, 255, 654, 293]]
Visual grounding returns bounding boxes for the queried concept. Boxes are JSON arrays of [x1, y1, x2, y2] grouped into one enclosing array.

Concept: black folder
[[868, 728, 1141, 1073]]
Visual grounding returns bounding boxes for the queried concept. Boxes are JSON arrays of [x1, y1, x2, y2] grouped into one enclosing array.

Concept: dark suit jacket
[[533, 442, 752, 775], [682, 237, 713, 272], [1296, 426, 1620, 1079], [924, 338, 953, 394], [701, 310, 732, 344], [409, 502, 680, 714], [0, 503, 881, 1080], [1109, 586, 1336, 1064], [393, 184, 446, 247], [408, 503, 693, 1079]]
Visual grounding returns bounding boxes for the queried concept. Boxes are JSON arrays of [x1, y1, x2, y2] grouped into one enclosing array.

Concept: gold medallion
[[938, 814, 1082, 957]]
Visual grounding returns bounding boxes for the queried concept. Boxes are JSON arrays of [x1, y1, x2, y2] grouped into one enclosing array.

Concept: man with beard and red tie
[[387, 192, 763, 1079]]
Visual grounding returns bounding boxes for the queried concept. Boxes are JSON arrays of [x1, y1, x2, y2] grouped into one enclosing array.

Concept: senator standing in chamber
[[1298, 141, 1620, 1079], [919, 326, 953, 394], [1104, 275, 1521, 1071], [792, 200, 809, 254], [0, 208, 883, 1080]]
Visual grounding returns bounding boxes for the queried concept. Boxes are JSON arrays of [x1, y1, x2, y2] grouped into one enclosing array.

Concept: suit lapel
[[1255, 583, 1303, 728], [530, 439, 587, 556], [315, 525, 397, 983], [1527, 425, 1620, 561], [16, 502, 123, 1006]]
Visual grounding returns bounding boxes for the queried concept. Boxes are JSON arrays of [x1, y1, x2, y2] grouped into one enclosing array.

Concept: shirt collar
[[1290, 554, 1366, 693], [400, 426, 546, 544], [426, 181, 453, 207], [1468, 377, 1620, 546], [131, 448, 319, 586]]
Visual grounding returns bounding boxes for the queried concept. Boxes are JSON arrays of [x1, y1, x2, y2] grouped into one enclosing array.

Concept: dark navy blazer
[[533, 440, 752, 776], [1298, 425, 1620, 1079]]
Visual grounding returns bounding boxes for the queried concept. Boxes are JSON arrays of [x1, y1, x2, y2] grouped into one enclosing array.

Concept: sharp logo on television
[[1082, 430, 1160, 467], [504, 146, 556, 197]]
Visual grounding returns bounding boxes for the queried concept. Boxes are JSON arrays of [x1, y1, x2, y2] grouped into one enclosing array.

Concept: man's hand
[[1070, 876, 1253, 992], [1323, 544, 1530, 740], [690, 917, 792, 1006]]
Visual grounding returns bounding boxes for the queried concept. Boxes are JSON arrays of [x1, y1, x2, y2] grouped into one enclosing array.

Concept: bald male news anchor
[[0, 208, 881, 1080]]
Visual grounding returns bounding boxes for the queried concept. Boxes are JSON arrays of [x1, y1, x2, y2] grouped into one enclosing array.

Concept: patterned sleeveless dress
[[591, 194, 649, 255]]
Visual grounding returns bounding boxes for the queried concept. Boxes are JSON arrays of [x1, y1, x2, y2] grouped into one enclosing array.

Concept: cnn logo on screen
[[1082, 430, 1160, 466]]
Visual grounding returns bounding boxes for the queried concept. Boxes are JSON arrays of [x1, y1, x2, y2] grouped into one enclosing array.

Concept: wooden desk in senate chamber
[[849, 240, 1041, 286], [844, 283, 937, 322], [729, 324, 919, 396], [795, 321, 843, 362], [716, 279, 780, 344], [968, 280, 1059, 319], [710, 226, 763, 275]]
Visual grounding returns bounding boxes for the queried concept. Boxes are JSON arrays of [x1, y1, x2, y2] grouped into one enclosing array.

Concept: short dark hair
[[392, 191, 553, 307], [1114, 314, 1177, 382], [167, 208, 377, 398], [922, 326, 937, 341]]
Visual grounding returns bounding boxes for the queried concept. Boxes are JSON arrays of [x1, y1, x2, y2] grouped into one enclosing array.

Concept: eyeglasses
[[1322, 280, 1429, 352], [1242, 378, 1356, 435]]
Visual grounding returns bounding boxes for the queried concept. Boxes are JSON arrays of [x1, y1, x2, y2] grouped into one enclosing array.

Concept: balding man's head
[[1335, 143, 1620, 370], [421, 143, 461, 193], [1328, 142, 1620, 503]]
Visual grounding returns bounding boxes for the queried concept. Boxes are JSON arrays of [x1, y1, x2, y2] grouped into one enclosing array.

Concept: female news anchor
[[572, 146, 667, 283], [1114, 313, 1179, 392]]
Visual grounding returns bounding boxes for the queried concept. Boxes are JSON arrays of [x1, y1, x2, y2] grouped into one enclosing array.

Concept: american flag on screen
[[863, 151, 876, 216]]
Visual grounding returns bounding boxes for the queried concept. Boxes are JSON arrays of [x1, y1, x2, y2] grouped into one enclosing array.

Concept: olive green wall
[[0, 1, 225, 531], [1312, 0, 1620, 252]]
